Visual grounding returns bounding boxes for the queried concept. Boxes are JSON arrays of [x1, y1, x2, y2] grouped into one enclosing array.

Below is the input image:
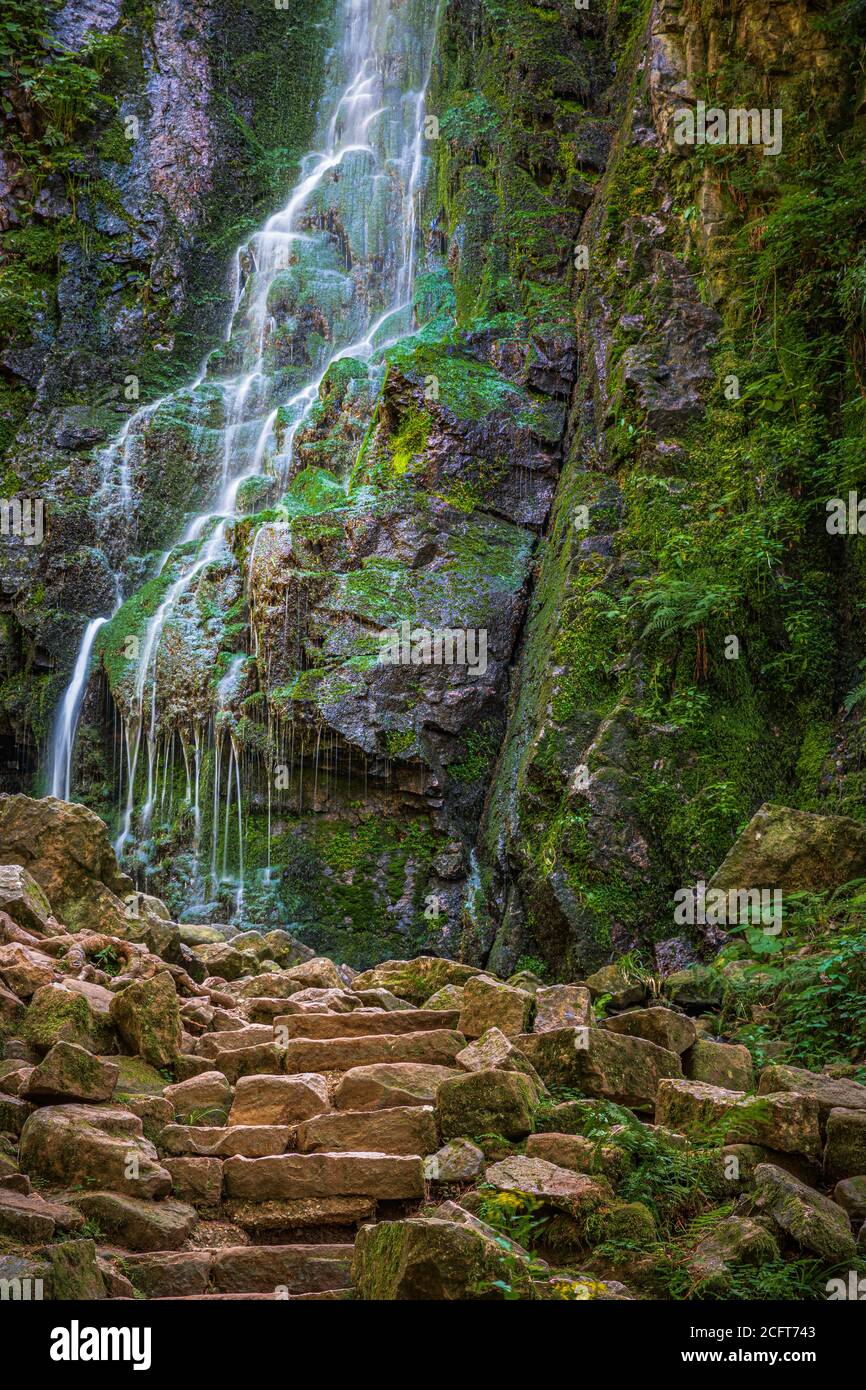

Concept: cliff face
[[0, 0, 332, 764], [478, 0, 866, 978], [1, 0, 864, 974]]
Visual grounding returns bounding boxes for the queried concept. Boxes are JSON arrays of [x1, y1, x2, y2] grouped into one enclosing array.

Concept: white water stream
[[48, 0, 441, 905]]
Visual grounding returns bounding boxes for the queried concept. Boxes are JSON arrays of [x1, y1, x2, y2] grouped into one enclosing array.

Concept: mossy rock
[[23, 985, 115, 1055]]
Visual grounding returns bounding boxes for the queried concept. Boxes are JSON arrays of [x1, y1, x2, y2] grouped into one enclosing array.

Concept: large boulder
[[662, 966, 724, 1011], [758, 1065, 866, 1130], [483, 1154, 611, 1225], [351, 956, 484, 1006], [684, 1039, 754, 1092], [334, 1063, 458, 1110], [455, 1027, 544, 1088], [437, 1068, 537, 1140], [424, 1139, 485, 1184], [0, 865, 52, 933], [709, 803, 866, 894], [18, 1104, 171, 1197], [68, 1191, 197, 1252], [24, 982, 116, 1054], [519, 1027, 681, 1109], [0, 941, 56, 997], [746, 1163, 857, 1262], [353, 1214, 535, 1299], [689, 1217, 779, 1290], [533, 985, 593, 1033], [21, 1041, 118, 1103], [0, 1188, 84, 1242], [296, 1106, 438, 1157], [584, 964, 645, 1009], [601, 1006, 696, 1055], [275, 957, 344, 992], [824, 1108, 866, 1183], [458, 976, 533, 1038], [0, 796, 133, 934], [162, 1071, 232, 1122], [834, 1177, 866, 1223], [526, 1132, 628, 1183], [656, 1080, 822, 1158], [45, 1239, 107, 1300], [228, 1074, 330, 1126], [109, 972, 182, 1068]]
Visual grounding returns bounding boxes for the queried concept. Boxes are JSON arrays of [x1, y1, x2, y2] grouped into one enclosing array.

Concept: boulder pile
[[1, 796, 864, 1300]]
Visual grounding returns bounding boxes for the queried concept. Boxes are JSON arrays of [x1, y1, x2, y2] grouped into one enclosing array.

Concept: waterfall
[[48, 617, 108, 800], [48, 0, 442, 913]]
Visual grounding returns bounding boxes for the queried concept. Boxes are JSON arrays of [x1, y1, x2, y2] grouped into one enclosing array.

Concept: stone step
[[121, 1244, 354, 1298], [213, 1043, 284, 1083], [196, 1026, 273, 1059], [158, 1124, 293, 1158], [280, 1029, 465, 1074], [334, 1063, 460, 1110], [223, 1194, 375, 1233], [223, 1151, 425, 1201], [295, 1105, 438, 1156], [272, 1009, 460, 1040]]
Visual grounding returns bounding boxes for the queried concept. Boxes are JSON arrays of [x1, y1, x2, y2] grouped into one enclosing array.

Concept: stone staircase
[[102, 995, 459, 1300]]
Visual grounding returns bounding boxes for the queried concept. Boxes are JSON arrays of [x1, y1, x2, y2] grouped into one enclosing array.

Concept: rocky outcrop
[[0, 801, 864, 1304]]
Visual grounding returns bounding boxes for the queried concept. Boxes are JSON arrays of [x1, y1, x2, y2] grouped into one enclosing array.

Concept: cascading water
[[47, 0, 441, 917]]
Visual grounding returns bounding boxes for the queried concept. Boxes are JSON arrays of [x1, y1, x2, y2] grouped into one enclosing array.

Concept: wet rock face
[[0, 0, 332, 763]]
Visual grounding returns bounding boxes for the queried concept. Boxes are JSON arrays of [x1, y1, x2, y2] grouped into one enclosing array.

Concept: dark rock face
[[3, 0, 864, 979], [0, 0, 333, 781]]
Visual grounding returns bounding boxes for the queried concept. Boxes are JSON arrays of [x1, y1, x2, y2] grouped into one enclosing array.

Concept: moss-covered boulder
[[834, 1177, 866, 1224], [0, 864, 52, 933], [533, 985, 593, 1033], [657, 1080, 822, 1158], [353, 1214, 535, 1300], [520, 1027, 682, 1110], [0, 796, 132, 934], [526, 1131, 628, 1184], [437, 1067, 538, 1141], [709, 803, 866, 894], [23, 982, 116, 1054], [21, 1040, 119, 1103], [19, 1103, 170, 1198], [584, 964, 646, 1010], [425, 983, 466, 1010], [68, 1191, 198, 1252], [689, 1217, 780, 1291], [603, 1201, 657, 1249], [746, 1163, 857, 1263], [662, 966, 725, 1012], [351, 956, 484, 1006], [109, 972, 182, 1068], [455, 1027, 544, 1088], [824, 1108, 866, 1184], [683, 1038, 754, 1092], [45, 1239, 106, 1300], [483, 1155, 612, 1235], [758, 1065, 866, 1129], [601, 1006, 696, 1055], [423, 1139, 485, 1184]]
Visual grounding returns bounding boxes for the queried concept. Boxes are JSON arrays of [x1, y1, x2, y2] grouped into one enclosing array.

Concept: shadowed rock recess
[[0, 0, 865, 1304]]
